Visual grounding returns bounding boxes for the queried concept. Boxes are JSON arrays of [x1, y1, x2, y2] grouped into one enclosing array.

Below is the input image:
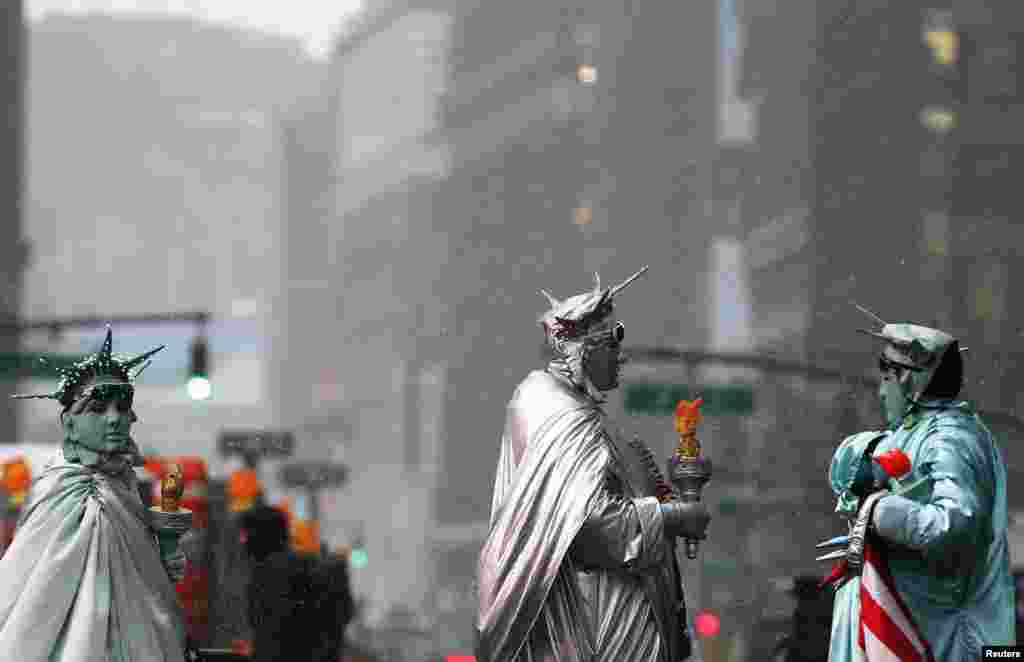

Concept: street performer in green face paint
[[820, 306, 1015, 661], [0, 327, 189, 661]]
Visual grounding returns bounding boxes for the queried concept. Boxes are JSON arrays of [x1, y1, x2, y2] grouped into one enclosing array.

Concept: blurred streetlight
[[576, 64, 598, 84], [187, 377, 211, 401], [350, 546, 369, 569], [187, 334, 211, 401], [923, 10, 957, 67], [573, 206, 593, 226], [920, 106, 956, 133], [696, 610, 722, 638]]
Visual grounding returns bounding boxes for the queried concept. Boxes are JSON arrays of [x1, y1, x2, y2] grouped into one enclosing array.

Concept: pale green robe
[[827, 401, 1015, 661], [0, 449, 186, 661]]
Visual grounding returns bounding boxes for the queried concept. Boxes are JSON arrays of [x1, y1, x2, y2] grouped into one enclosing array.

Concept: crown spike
[[852, 302, 887, 327], [131, 360, 154, 380], [607, 265, 649, 300], [856, 328, 914, 349], [540, 290, 560, 309], [10, 392, 59, 401], [98, 325, 114, 365], [593, 272, 602, 294], [122, 344, 166, 370]]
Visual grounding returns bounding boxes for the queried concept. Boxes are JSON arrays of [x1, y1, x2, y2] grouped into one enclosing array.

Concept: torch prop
[[149, 462, 193, 570], [668, 398, 713, 559]]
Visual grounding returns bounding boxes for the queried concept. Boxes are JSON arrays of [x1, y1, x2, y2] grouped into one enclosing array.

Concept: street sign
[[217, 430, 294, 458], [703, 557, 742, 578], [623, 382, 755, 416], [279, 461, 348, 488]]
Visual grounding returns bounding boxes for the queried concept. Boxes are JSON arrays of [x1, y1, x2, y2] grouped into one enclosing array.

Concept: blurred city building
[[437, 0, 723, 649], [276, 2, 456, 658], [15, 1, 1024, 661], [17, 13, 322, 478], [733, 1, 1024, 659], [0, 0, 28, 445], [274, 0, 723, 657]]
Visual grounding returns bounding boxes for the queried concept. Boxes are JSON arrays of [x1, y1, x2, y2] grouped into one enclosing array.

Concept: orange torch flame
[[674, 398, 704, 459], [160, 462, 185, 513]]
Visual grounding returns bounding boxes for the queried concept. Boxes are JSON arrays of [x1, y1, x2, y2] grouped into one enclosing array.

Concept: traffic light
[[695, 610, 721, 638], [923, 10, 957, 68], [350, 546, 369, 569], [187, 335, 211, 401]]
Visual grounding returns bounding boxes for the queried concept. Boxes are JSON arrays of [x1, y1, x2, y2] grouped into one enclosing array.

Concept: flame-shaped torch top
[[674, 398, 704, 459], [160, 462, 185, 513]]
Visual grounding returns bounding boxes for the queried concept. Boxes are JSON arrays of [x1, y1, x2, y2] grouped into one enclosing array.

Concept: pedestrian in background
[[240, 503, 355, 662]]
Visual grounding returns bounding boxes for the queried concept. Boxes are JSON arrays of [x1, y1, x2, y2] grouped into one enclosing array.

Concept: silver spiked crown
[[853, 302, 966, 402], [539, 266, 649, 342]]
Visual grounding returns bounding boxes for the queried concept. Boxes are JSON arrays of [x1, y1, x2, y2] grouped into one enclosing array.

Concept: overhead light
[[922, 10, 957, 67], [924, 29, 958, 66], [920, 107, 956, 133], [576, 64, 597, 84]]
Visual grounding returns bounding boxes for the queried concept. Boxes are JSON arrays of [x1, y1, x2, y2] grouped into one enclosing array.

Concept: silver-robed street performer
[[476, 267, 710, 662]]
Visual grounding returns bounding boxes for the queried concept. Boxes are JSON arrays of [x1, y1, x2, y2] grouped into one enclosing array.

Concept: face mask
[[879, 378, 910, 430], [64, 384, 136, 452], [582, 342, 622, 392], [578, 322, 626, 392]]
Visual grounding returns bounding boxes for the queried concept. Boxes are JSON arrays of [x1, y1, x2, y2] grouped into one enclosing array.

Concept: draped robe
[[477, 370, 691, 662], [828, 401, 1015, 661], [0, 449, 186, 661]]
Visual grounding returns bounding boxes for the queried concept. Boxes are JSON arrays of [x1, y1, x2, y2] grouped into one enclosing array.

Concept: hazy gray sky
[[26, 0, 364, 58]]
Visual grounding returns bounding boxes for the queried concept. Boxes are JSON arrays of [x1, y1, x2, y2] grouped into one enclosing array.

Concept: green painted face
[[878, 350, 915, 429], [62, 378, 137, 454]]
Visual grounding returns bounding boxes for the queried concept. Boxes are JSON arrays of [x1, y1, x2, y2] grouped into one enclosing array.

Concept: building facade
[[0, 0, 27, 445], [281, 0, 723, 656], [18, 13, 320, 474], [735, 1, 1024, 657]]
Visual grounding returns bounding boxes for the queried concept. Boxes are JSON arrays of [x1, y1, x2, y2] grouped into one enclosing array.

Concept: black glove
[[659, 500, 711, 541], [184, 637, 206, 662]]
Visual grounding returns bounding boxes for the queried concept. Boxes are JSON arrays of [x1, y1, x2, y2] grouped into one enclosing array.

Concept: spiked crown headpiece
[[853, 302, 965, 402], [10, 326, 164, 407], [539, 266, 649, 342]]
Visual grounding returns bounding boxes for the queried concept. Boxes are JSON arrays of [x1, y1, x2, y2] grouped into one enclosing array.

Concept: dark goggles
[[878, 354, 922, 375]]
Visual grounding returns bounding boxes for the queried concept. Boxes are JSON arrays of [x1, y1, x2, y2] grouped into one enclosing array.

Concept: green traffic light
[[350, 548, 368, 569], [187, 376, 211, 401]]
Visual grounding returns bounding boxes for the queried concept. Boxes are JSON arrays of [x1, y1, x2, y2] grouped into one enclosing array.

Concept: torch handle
[[680, 492, 703, 559], [668, 455, 712, 560]]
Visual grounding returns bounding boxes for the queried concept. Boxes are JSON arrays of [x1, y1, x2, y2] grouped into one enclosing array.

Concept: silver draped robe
[[476, 370, 690, 662], [0, 449, 187, 661]]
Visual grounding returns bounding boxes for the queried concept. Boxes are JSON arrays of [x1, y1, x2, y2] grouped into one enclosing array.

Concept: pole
[[306, 485, 320, 524], [0, 311, 211, 332]]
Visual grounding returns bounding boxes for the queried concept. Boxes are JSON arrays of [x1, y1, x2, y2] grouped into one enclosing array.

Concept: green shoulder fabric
[[829, 430, 887, 514]]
